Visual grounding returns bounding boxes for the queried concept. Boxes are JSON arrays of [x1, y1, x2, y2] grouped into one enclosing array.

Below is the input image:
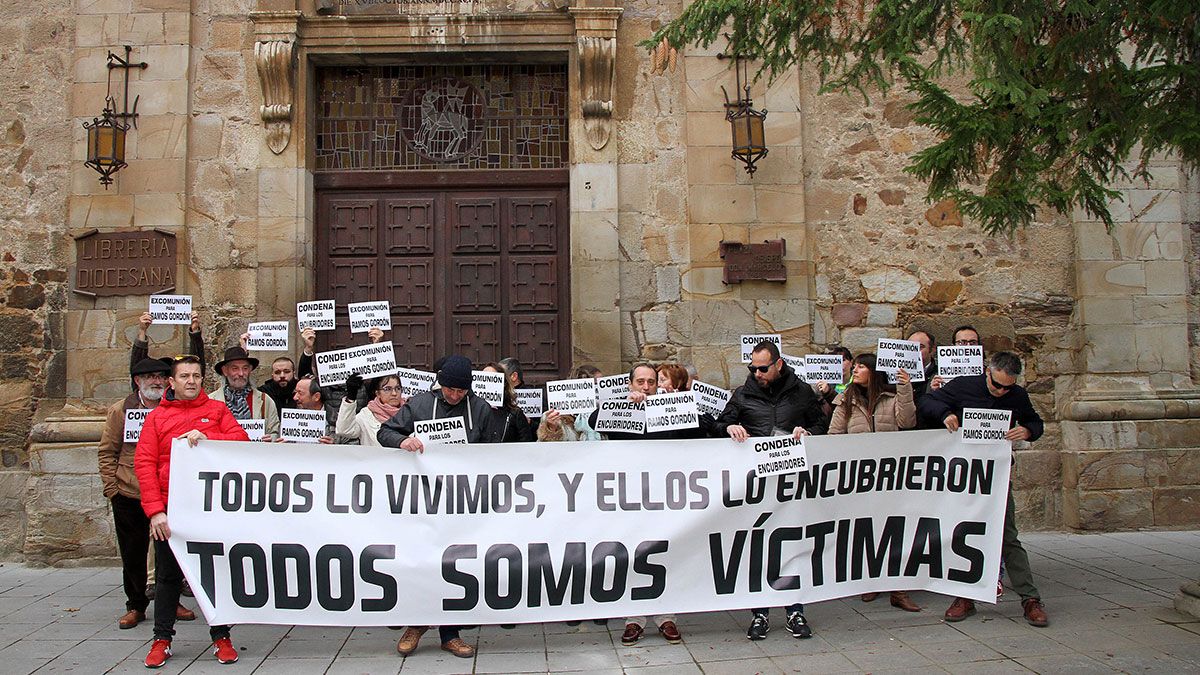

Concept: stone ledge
[[1061, 389, 1200, 421]]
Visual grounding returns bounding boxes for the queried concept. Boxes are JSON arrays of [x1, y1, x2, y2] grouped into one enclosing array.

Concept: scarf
[[225, 385, 251, 420], [367, 398, 401, 423]]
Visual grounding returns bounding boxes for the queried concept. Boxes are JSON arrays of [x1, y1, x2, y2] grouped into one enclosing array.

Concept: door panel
[[316, 185, 569, 382]]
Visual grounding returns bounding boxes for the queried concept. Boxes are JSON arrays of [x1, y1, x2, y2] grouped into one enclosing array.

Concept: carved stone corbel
[[569, 6, 622, 151], [250, 12, 301, 155]]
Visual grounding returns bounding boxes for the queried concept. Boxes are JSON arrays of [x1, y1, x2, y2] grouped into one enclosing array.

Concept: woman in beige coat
[[829, 353, 920, 612]]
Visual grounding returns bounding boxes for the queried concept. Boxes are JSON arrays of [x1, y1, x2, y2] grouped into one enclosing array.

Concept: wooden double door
[[314, 174, 570, 382]]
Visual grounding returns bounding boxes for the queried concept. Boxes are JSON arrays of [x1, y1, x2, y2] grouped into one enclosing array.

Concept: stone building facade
[[0, 0, 1197, 564]]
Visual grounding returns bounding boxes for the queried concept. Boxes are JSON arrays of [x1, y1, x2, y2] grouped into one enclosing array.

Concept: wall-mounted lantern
[[82, 46, 147, 188], [719, 49, 768, 176]]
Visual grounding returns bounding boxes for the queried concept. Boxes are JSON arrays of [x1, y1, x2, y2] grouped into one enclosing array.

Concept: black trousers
[[153, 538, 231, 642], [111, 495, 150, 613]]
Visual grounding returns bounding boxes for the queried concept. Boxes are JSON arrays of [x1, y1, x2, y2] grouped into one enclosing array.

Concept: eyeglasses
[[954, 338, 980, 346], [988, 370, 1013, 392], [747, 363, 774, 374], [379, 386, 402, 393]]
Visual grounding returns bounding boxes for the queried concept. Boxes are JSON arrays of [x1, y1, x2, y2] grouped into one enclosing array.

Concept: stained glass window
[[315, 64, 568, 171]]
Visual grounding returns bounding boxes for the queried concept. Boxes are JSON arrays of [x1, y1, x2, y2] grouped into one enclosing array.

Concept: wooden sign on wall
[[719, 239, 786, 284], [73, 229, 177, 297]]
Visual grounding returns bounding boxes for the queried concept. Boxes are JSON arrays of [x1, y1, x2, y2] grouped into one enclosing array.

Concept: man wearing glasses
[[715, 340, 828, 641], [952, 324, 982, 347], [918, 351, 1049, 628]]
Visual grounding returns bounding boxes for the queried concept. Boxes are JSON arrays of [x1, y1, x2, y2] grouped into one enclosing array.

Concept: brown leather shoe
[[396, 626, 428, 656], [175, 604, 196, 621], [440, 637, 475, 658], [1022, 598, 1049, 627], [860, 592, 880, 602], [118, 609, 145, 629], [890, 591, 921, 612], [943, 597, 976, 622], [658, 621, 682, 644], [621, 623, 644, 645]]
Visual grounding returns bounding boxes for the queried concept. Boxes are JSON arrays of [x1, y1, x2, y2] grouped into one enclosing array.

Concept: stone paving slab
[[0, 531, 1198, 674]]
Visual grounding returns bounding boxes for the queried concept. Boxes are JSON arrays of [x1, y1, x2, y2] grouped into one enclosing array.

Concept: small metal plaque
[[719, 239, 786, 284], [73, 229, 177, 297]]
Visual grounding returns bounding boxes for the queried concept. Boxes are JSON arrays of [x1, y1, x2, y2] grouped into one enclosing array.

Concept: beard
[[139, 383, 165, 402]]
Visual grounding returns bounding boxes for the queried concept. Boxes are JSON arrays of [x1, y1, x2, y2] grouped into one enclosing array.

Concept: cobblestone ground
[[1, 531, 1198, 674]]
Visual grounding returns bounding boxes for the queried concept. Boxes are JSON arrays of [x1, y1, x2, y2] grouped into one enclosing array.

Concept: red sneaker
[[212, 637, 239, 664], [144, 639, 172, 668]]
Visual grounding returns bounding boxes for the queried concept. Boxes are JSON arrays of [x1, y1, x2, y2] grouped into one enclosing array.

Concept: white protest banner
[[166, 429, 1009, 627], [515, 389, 544, 419], [644, 390, 699, 433], [596, 374, 630, 401], [938, 346, 984, 381], [297, 300, 336, 331], [594, 399, 646, 435], [347, 301, 391, 334], [741, 334, 782, 363], [960, 408, 1013, 445], [781, 353, 805, 373], [414, 416, 468, 445], [397, 368, 437, 398], [690, 380, 731, 418], [280, 409, 327, 443], [545, 378, 598, 415], [148, 294, 192, 325], [123, 409, 152, 443], [877, 338, 927, 384], [315, 343, 399, 387], [246, 321, 289, 352], [472, 371, 506, 407], [751, 435, 809, 478], [805, 354, 844, 385], [236, 419, 265, 441]]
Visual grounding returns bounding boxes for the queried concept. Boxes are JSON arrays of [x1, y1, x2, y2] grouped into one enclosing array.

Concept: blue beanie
[[438, 355, 473, 391]]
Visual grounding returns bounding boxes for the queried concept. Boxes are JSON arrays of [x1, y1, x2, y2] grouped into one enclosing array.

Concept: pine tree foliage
[[645, 1, 1199, 234]]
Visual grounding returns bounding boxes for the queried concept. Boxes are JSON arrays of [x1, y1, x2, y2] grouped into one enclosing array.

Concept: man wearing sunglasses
[[918, 350, 1049, 628], [715, 340, 827, 641]]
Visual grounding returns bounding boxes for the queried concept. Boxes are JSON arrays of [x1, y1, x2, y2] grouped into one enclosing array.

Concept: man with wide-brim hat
[[209, 345, 280, 439], [98, 355, 198, 630]]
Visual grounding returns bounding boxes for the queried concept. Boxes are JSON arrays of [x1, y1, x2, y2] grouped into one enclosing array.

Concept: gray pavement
[[2, 531, 1199, 674]]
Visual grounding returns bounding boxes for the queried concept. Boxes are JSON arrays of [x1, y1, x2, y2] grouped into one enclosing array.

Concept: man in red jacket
[[134, 355, 250, 668]]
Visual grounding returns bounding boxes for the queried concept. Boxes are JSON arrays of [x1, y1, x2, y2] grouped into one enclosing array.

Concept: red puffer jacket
[[134, 389, 249, 518]]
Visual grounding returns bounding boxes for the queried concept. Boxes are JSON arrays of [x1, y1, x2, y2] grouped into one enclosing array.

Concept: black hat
[[130, 357, 172, 377], [437, 355, 473, 391], [213, 346, 259, 374]]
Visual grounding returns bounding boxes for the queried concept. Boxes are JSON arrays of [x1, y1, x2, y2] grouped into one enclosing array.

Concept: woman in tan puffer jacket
[[829, 353, 920, 612]]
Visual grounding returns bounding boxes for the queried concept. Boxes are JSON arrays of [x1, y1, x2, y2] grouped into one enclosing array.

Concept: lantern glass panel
[[748, 115, 765, 151]]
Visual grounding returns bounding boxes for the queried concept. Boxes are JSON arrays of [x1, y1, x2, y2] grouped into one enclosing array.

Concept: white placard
[[938, 346, 984, 380], [805, 354, 845, 384], [167, 430, 1010, 626], [690, 380, 731, 418], [741, 334, 783, 363], [414, 416, 468, 446], [397, 368, 437, 398], [877, 339, 927, 384], [781, 353, 805, 373], [515, 389, 544, 418], [347, 301, 392, 334], [314, 343, 399, 387], [297, 300, 336, 331], [237, 419, 266, 441], [472, 371, 506, 407], [594, 399, 646, 434], [280, 409, 327, 443], [148, 294, 192, 325], [246, 321, 289, 352], [545, 378, 599, 415], [960, 408, 1012, 444], [123, 408, 152, 443], [751, 434, 809, 478], [596, 373, 630, 401], [644, 390, 700, 433]]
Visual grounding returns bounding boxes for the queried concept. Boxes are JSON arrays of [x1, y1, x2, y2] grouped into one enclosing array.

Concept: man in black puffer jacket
[[715, 339, 827, 643]]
